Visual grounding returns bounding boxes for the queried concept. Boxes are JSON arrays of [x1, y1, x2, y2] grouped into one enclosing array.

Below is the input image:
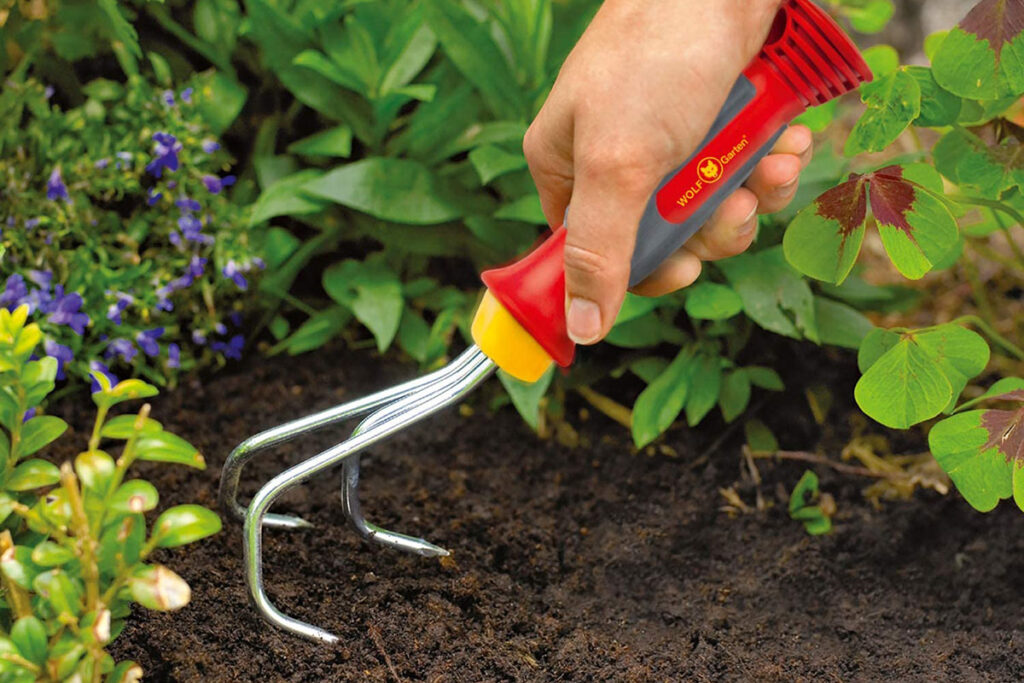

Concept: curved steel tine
[[244, 348, 495, 642], [219, 349, 482, 528], [339, 360, 482, 557]]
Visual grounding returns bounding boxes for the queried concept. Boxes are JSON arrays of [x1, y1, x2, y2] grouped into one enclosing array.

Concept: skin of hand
[[523, 0, 814, 345]]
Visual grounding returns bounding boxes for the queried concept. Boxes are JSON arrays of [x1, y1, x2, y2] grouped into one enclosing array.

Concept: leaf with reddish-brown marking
[[934, 124, 1024, 199], [932, 0, 1024, 100]]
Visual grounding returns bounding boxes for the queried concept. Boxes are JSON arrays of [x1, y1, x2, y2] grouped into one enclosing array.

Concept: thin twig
[[574, 386, 632, 429], [755, 450, 900, 479], [368, 624, 403, 683]]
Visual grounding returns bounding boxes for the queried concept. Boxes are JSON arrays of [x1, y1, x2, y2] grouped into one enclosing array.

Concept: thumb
[[563, 153, 662, 345]]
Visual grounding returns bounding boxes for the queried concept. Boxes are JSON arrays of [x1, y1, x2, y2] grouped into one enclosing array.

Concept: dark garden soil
[[63, 341, 1021, 681]]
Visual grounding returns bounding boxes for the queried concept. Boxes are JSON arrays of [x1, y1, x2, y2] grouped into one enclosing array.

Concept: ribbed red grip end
[[480, 226, 575, 368]]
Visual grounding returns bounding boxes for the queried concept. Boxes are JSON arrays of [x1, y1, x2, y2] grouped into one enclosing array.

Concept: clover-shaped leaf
[[929, 381, 1024, 512], [933, 124, 1024, 200], [845, 69, 921, 155], [784, 165, 959, 284], [932, 0, 1024, 100]]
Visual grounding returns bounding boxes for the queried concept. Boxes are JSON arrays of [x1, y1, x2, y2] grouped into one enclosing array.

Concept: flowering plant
[[0, 305, 220, 681], [0, 77, 264, 388]]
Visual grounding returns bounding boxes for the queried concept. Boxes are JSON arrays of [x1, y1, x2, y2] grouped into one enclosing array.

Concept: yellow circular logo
[[698, 157, 723, 183]]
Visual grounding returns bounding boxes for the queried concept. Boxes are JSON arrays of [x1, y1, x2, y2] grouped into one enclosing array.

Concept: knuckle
[[578, 146, 659, 194], [563, 240, 613, 279]]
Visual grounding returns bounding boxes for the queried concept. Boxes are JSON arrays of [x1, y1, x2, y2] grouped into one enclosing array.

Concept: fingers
[[523, 102, 576, 230], [745, 125, 813, 214], [632, 189, 757, 296]]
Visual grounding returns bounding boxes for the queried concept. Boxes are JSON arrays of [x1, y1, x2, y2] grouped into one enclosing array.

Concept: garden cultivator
[[220, 0, 871, 643]]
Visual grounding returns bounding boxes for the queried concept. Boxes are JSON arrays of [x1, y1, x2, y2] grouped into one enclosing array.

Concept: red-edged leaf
[[961, 0, 1024, 60], [932, 0, 1024, 99], [980, 406, 1024, 463]]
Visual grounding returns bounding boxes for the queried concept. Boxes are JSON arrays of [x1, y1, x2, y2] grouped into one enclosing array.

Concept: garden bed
[[57, 342, 1021, 681]]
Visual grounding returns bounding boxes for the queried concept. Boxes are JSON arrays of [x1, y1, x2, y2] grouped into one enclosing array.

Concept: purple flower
[[94, 158, 110, 170], [186, 255, 207, 280], [136, 327, 164, 357], [47, 291, 90, 334], [22, 408, 36, 422], [162, 90, 175, 107], [222, 261, 248, 290], [192, 329, 207, 345], [178, 214, 203, 242], [89, 360, 118, 393], [145, 132, 182, 178], [0, 274, 27, 308], [46, 167, 70, 203], [214, 322, 227, 336], [26, 270, 52, 289], [105, 338, 137, 363], [175, 197, 201, 212], [201, 139, 220, 154], [168, 343, 181, 369], [253, 257, 266, 270], [44, 339, 73, 381], [229, 311, 243, 327], [106, 293, 133, 325], [211, 334, 245, 360], [115, 151, 133, 170], [147, 189, 163, 206], [156, 297, 174, 312], [24, 218, 40, 229], [202, 174, 236, 194], [44, 85, 54, 100], [180, 87, 193, 104]]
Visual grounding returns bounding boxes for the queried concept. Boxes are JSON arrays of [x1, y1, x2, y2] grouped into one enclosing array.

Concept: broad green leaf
[[494, 194, 547, 224], [7, 459, 61, 491], [788, 470, 832, 535], [685, 354, 722, 426], [250, 170, 329, 225], [629, 357, 669, 383], [195, 70, 247, 135], [135, 432, 205, 469], [74, 450, 116, 494], [380, 14, 437, 94], [303, 158, 462, 224], [719, 369, 751, 423], [929, 409, 1017, 511], [107, 662, 144, 683], [914, 325, 990, 413], [100, 415, 163, 439], [862, 44, 900, 76], [498, 367, 554, 431], [468, 145, 527, 185], [287, 126, 353, 158], [613, 294, 662, 325], [932, 0, 1024, 100], [93, 380, 159, 411], [293, 50, 365, 92], [719, 247, 818, 342], [857, 327, 902, 373], [746, 366, 784, 391], [18, 416, 68, 459], [631, 348, 693, 448], [906, 66, 962, 127], [32, 570, 82, 617], [794, 98, 838, 132], [152, 505, 222, 548], [272, 307, 350, 356], [784, 165, 958, 284], [685, 282, 743, 320], [604, 312, 683, 348], [855, 336, 952, 428], [323, 260, 404, 351], [845, 69, 921, 156], [814, 298, 874, 350]]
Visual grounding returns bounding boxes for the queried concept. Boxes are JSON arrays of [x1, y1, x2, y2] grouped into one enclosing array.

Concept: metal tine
[[339, 354, 484, 557], [219, 348, 484, 529], [243, 347, 495, 643]]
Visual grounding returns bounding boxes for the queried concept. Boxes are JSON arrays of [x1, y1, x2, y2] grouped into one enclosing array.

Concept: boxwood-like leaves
[[931, 0, 1024, 100], [784, 165, 959, 284]]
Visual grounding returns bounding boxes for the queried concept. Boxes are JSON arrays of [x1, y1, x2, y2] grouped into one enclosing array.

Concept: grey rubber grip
[[627, 76, 786, 287]]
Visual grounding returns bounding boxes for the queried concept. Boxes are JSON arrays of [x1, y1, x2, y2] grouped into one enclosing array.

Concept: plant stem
[[754, 450, 900, 479], [952, 315, 1024, 361], [88, 405, 109, 453], [575, 386, 632, 429], [0, 531, 33, 620], [62, 465, 100, 611]]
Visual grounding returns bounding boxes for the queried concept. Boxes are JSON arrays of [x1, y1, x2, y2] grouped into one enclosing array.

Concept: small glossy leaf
[[93, 380, 158, 410], [100, 414, 163, 439], [303, 158, 462, 224], [788, 470, 832, 535], [74, 450, 116, 495], [129, 565, 191, 611], [98, 515, 144, 575], [109, 480, 159, 515], [152, 505, 222, 547], [914, 326, 990, 412], [1, 546, 40, 590], [11, 616, 46, 666], [106, 661, 143, 683], [7, 459, 61, 491], [631, 348, 693, 448], [746, 366, 785, 391], [685, 282, 743, 320], [18, 416, 68, 459], [135, 432, 206, 469], [30, 541, 74, 567], [33, 569, 82, 617], [498, 367, 554, 431]]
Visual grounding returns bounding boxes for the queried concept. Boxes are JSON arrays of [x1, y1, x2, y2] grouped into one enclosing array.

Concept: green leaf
[[855, 335, 953, 428], [293, 50, 365, 92], [843, 0, 894, 33], [30, 541, 74, 568], [784, 165, 958, 284], [932, 0, 1024, 100], [380, 12, 437, 94], [719, 247, 818, 342], [685, 354, 722, 426], [33, 570, 82, 618], [250, 170, 329, 225], [7, 459, 61, 491], [287, 126, 353, 158], [845, 69, 921, 156], [745, 419, 779, 454], [955, 376, 1024, 412], [100, 415, 163, 439], [109, 480, 159, 515], [685, 282, 743, 320], [914, 325, 991, 412], [794, 98, 839, 132], [195, 71, 247, 135], [106, 661, 144, 683], [906, 66, 962, 127], [929, 409, 1016, 511], [468, 145, 528, 185], [1, 546, 40, 591], [303, 158, 462, 224], [92, 380, 159, 411], [74, 450, 116, 495], [129, 565, 191, 611], [498, 367, 554, 431], [135, 432, 206, 469], [11, 616, 46, 666], [323, 259, 404, 351], [494, 194, 548, 224], [272, 307, 350, 356], [98, 0, 140, 57], [788, 470, 832, 535], [862, 44, 900, 76], [604, 312, 683, 349], [719, 369, 751, 423], [631, 348, 694, 448], [814, 298, 874, 350], [18, 416, 68, 458], [746, 366, 784, 391], [933, 126, 1024, 200], [152, 505, 222, 548]]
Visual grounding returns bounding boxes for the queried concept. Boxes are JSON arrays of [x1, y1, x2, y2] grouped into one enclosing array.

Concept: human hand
[[523, 0, 813, 345]]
